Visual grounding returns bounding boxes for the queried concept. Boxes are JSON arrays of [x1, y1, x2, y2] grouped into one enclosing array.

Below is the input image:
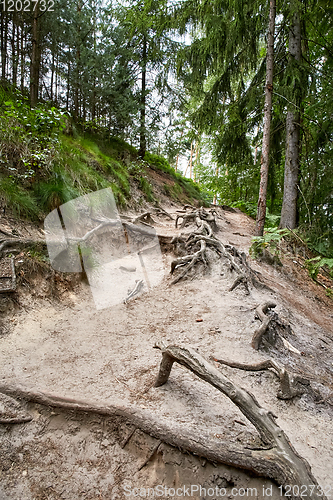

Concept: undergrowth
[[250, 227, 289, 260], [0, 84, 210, 218]]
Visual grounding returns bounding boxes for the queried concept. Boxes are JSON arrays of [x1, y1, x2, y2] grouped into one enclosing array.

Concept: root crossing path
[[0, 204, 332, 499]]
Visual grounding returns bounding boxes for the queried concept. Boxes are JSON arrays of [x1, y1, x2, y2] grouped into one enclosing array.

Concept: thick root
[[154, 342, 325, 500], [212, 357, 310, 399]]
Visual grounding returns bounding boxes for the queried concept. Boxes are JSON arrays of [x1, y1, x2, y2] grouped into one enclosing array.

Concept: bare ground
[[0, 205, 332, 500]]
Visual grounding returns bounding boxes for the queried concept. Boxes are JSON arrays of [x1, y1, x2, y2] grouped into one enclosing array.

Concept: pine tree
[[255, 0, 276, 236]]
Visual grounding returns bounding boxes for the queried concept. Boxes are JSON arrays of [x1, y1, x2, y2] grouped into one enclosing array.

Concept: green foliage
[[0, 177, 40, 219], [232, 201, 257, 219], [1, 88, 67, 138], [35, 173, 80, 211], [305, 257, 333, 281], [139, 177, 155, 203], [231, 200, 280, 228], [163, 182, 183, 202], [143, 151, 209, 204], [250, 227, 290, 260], [144, 152, 175, 176], [108, 137, 138, 157], [265, 213, 281, 228]]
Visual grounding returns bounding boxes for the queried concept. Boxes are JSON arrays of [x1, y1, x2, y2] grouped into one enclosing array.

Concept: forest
[[0, 0, 332, 255], [1, 1, 333, 498]]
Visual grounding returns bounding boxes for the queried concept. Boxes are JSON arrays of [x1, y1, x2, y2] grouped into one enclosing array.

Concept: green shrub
[[35, 174, 80, 211], [250, 227, 290, 260], [305, 256, 333, 281], [232, 200, 257, 219], [144, 151, 174, 175]]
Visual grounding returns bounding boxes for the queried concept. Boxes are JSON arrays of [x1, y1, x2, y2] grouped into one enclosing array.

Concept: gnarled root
[[0, 237, 47, 259], [171, 227, 261, 292], [171, 239, 207, 284], [154, 342, 325, 500], [252, 302, 301, 354], [212, 357, 310, 399], [175, 208, 217, 231], [252, 302, 277, 349]]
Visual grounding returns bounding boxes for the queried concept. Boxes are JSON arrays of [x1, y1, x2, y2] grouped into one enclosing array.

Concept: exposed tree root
[[212, 357, 310, 400], [0, 237, 47, 259], [0, 392, 33, 423], [0, 372, 324, 500], [153, 342, 325, 500], [252, 302, 301, 354], [171, 213, 263, 290], [175, 208, 217, 231], [171, 239, 207, 284], [153, 207, 174, 220], [252, 301, 277, 349], [132, 212, 157, 225]]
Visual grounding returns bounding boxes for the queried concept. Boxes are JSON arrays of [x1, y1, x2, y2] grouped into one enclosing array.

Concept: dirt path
[[0, 206, 332, 499]]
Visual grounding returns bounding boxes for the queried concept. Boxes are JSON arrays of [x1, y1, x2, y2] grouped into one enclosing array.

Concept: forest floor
[[0, 201, 333, 500]]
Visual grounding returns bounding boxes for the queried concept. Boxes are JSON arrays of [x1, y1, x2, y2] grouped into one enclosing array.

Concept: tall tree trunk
[[280, 8, 302, 229], [74, 46, 80, 119], [20, 26, 25, 92], [189, 140, 194, 179], [138, 34, 147, 159], [91, 10, 97, 121], [66, 57, 70, 110], [11, 14, 19, 86], [74, 0, 82, 120], [30, 4, 41, 107], [1, 11, 8, 80], [55, 51, 59, 105], [193, 140, 200, 182], [50, 51, 54, 101], [255, 0, 276, 236]]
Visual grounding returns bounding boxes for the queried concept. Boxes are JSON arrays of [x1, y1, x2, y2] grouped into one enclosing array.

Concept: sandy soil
[[0, 205, 332, 499]]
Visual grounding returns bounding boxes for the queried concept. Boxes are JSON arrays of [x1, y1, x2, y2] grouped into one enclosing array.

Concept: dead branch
[[154, 342, 324, 499], [212, 357, 310, 399]]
